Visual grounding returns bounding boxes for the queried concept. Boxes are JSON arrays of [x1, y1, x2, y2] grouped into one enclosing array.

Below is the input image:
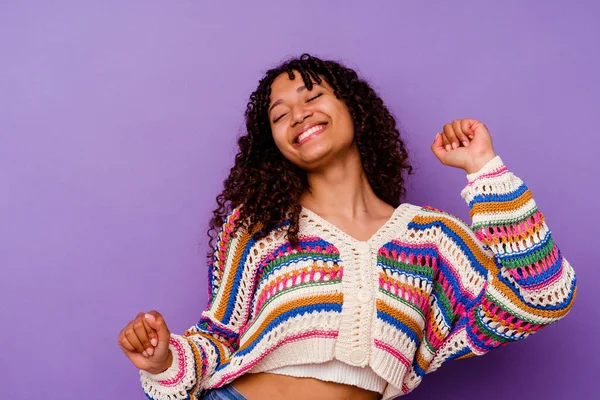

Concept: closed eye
[[273, 93, 323, 123], [273, 113, 287, 123], [308, 93, 323, 102]]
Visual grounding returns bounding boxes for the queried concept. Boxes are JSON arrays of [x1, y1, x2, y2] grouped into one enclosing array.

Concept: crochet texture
[[139, 156, 577, 400]]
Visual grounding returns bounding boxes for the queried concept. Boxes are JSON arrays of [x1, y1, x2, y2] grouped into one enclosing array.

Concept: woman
[[118, 54, 577, 400]]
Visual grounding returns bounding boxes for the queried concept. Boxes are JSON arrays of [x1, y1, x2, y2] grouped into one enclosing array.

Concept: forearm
[[139, 335, 201, 400], [461, 156, 576, 325]]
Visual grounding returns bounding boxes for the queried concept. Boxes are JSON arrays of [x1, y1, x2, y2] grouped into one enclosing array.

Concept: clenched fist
[[431, 119, 496, 174], [118, 310, 173, 374]]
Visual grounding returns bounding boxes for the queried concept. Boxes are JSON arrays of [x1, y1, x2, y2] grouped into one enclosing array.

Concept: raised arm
[[421, 119, 577, 373], [425, 155, 577, 373]]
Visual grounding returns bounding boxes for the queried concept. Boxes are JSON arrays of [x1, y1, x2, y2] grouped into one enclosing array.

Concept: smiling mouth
[[294, 123, 328, 145]]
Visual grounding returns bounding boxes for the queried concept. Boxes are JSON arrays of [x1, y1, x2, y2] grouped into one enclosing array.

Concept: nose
[[291, 105, 312, 126]]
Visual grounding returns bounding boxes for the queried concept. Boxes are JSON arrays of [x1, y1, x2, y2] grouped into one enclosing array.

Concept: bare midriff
[[231, 372, 383, 400]]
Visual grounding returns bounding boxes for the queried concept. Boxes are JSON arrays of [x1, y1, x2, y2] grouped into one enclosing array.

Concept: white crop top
[[258, 359, 387, 394]]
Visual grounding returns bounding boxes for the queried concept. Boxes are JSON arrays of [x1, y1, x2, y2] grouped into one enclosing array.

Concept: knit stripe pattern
[[140, 156, 576, 400]]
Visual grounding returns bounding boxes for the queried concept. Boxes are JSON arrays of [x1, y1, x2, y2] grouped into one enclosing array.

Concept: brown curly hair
[[207, 53, 412, 258]]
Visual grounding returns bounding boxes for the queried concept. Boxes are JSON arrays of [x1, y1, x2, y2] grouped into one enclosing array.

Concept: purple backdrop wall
[[1, 1, 597, 399]]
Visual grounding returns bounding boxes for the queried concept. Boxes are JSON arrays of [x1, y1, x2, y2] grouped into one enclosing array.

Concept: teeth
[[297, 125, 324, 143]]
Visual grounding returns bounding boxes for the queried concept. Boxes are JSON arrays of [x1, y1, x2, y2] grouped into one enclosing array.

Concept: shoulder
[[405, 205, 495, 258], [409, 205, 473, 233], [212, 205, 258, 259], [217, 205, 264, 240], [218, 205, 290, 254], [214, 206, 245, 245]]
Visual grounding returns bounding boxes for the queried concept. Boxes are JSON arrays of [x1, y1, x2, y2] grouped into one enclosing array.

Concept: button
[[357, 288, 372, 303], [350, 349, 367, 364], [355, 241, 371, 255]]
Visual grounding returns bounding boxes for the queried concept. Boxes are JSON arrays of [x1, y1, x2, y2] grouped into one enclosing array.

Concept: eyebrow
[[268, 83, 319, 115]]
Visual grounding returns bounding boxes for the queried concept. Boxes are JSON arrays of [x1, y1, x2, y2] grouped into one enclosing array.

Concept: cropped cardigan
[[140, 156, 577, 400]]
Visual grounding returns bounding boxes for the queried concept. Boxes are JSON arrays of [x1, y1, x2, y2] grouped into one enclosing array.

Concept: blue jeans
[[201, 384, 248, 400]]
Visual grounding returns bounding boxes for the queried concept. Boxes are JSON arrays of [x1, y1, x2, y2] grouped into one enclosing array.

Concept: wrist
[[146, 350, 173, 375], [464, 152, 496, 174]]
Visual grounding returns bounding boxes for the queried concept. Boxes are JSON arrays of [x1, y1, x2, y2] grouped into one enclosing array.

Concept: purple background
[[1, 1, 597, 399]]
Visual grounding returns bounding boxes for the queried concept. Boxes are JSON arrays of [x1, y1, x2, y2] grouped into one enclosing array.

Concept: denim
[[201, 384, 248, 400]]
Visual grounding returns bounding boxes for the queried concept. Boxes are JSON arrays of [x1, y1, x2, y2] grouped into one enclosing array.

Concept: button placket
[[350, 240, 373, 366], [355, 241, 372, 289], [357, 288, 372, 303], [355, 241, 371, 255], [350, 348, 367, 364]]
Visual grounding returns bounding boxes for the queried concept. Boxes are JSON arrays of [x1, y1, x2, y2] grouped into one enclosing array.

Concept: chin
[[296, 149, 336, 171]]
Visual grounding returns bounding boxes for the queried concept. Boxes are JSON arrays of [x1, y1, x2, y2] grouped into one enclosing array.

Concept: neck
[[300, 147, 381, 218]]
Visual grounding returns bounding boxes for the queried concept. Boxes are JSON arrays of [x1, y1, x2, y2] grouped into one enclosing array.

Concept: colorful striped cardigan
[[140, 156, 577, 400]]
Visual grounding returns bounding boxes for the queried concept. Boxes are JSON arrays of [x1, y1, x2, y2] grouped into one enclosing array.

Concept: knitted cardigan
[[140, 156, 577, 400]]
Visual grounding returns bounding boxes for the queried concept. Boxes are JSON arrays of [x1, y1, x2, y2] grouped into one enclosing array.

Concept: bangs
[[283, 64, 323, 92]]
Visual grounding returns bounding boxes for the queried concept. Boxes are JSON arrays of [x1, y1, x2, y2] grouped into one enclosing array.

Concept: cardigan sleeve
[[426, 156, 577, 372], [139, 207, 259, 400]]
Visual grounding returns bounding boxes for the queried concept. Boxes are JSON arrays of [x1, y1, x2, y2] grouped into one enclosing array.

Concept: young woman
[[118, 54, 577, 400]]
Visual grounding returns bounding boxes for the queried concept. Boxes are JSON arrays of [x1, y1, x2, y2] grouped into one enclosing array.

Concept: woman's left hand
[[431, 118, 497, 174]]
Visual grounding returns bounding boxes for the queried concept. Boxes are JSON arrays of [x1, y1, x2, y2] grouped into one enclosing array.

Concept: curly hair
[[206, 53, 412, 259]]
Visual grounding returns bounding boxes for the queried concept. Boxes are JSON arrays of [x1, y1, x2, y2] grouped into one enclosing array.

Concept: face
[[268, 71, 355, 171]]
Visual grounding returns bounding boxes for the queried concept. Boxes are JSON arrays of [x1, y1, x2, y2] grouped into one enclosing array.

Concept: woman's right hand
[[118, 310, 173, 374]]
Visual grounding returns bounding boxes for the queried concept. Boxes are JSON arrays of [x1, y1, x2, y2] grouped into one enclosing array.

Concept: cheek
[[335, 104, 354, 136], [271, 126, 292, 155], [320, 98, 352, 126], [338, 103, 352, 121]]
